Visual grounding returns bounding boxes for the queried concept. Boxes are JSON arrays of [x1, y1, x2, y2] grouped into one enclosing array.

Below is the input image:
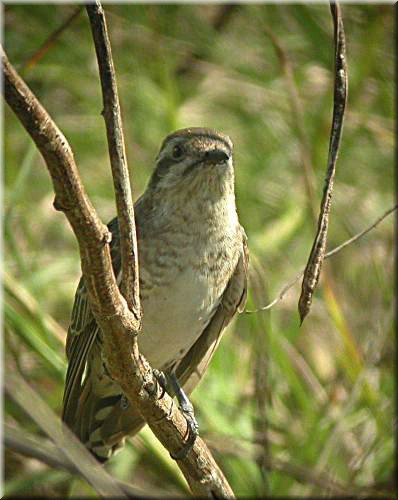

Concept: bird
[[62, 127, 248, 462]]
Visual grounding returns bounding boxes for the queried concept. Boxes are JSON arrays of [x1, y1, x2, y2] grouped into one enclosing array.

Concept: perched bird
[[62, 127, 248, 462]]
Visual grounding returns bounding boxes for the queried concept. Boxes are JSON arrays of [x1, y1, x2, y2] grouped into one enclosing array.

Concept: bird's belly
[[138, 268, 221, 370]]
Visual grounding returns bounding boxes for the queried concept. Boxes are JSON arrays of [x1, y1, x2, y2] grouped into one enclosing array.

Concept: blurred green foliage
[[4, 4, 394, 497]]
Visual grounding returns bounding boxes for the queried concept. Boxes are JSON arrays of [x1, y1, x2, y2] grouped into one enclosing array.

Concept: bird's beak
[[203, 149, 230, 164]]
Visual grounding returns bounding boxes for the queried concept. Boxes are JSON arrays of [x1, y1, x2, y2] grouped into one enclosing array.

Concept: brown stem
[[298, 1, 348, 324], [176, 5, 239, 77], [86, 2, 141, 320], [263, 25, 318, 220], [5, 371, 127, 497], [4, 423, 169, 498]]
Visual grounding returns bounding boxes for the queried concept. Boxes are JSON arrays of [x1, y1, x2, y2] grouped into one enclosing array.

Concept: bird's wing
[[62, 217, 121, 427], [175, 226, 249, 393]]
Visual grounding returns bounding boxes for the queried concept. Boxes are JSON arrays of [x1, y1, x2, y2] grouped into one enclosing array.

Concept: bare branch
[[298, 1, 348, 324], [323, 205, 396, 258], [2, 32, 234, 497], [86, 2, 141, 319], [84, 5, 234, 496], [246, 205, 396, 314]]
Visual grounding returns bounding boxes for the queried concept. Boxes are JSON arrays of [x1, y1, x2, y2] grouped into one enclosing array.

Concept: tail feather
[[65, 358, 145, 462]]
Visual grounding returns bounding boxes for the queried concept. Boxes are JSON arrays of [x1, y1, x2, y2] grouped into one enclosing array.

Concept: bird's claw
[[152, 369, 168, 394], [168, 372, 199, 460], [171, 401, 199, 460]]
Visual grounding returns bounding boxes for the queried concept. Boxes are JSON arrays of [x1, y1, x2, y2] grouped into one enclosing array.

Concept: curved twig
[[298, 1, 348, 324]]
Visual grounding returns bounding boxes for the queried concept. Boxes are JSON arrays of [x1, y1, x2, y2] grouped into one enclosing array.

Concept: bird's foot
[[152, 368, 168, 397], [167, 372, 199, 460]]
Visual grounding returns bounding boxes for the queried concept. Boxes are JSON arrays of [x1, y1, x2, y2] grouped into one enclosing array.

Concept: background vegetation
[[4, 4, 394, 497]]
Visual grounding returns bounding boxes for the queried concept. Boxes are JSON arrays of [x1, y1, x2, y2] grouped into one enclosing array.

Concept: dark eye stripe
[[148, 156, 175, 189]]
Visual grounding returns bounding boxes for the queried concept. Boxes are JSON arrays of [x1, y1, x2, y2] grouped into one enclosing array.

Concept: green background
[[4, 4, 394, 497]]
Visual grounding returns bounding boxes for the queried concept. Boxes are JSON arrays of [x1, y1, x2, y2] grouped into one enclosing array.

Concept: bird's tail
[[63, 345, 145, 463]]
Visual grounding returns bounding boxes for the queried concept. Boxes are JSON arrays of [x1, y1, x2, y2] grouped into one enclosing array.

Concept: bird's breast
[[136, 221, 240, 370]]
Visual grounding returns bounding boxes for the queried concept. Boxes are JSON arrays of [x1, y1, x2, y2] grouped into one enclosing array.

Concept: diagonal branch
[[298, 1, 348, 324], [2, 23, 234, 498]]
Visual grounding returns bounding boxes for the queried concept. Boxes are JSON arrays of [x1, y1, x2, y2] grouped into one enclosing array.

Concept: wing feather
[[62, 218, 121, 426], [176, 226, 249, 393]]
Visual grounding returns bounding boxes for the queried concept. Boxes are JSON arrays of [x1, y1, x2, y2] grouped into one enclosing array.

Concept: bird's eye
[[172, 145, 184, 160]]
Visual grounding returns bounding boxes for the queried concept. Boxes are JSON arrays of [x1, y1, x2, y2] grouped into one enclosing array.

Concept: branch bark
[[22, 6, 83, 72], [2, 11, 234, 495], [86, 2, 140, 318], [298, 1, 348, 324]]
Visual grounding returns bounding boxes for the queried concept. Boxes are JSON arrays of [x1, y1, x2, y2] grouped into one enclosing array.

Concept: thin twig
[[84, 4, 234, 497], [250, 260, 271, 494], [86, 3, 141, 319], [324, 205, 396, 258], [4, 423, 151, 498], [22, 6, 83, 72], [246, 204, 396, 313], [298, 1, 348, 324]]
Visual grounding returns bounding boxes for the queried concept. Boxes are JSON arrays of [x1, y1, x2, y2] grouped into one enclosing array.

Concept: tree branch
[[298, 1, 348, 324], [246, 204, 396, 314], [2, 16, 234, 495], [86, 2, 141, 318]]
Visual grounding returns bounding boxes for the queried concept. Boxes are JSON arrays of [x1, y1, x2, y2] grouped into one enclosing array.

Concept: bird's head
[[148, 128, 234, 195]]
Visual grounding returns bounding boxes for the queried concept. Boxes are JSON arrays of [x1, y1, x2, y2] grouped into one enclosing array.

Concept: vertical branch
[[176, 5, 239, 77], [250, 259, 271, 494], [86, 2, 141, 320], [298, 1, 348, 324]]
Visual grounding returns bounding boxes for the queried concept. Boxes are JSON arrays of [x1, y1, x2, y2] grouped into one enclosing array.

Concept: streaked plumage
[[62, 128, 248, 461]]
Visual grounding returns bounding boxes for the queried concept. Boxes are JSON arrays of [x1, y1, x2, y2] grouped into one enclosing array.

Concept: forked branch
[[1, 6, 234, 495]]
